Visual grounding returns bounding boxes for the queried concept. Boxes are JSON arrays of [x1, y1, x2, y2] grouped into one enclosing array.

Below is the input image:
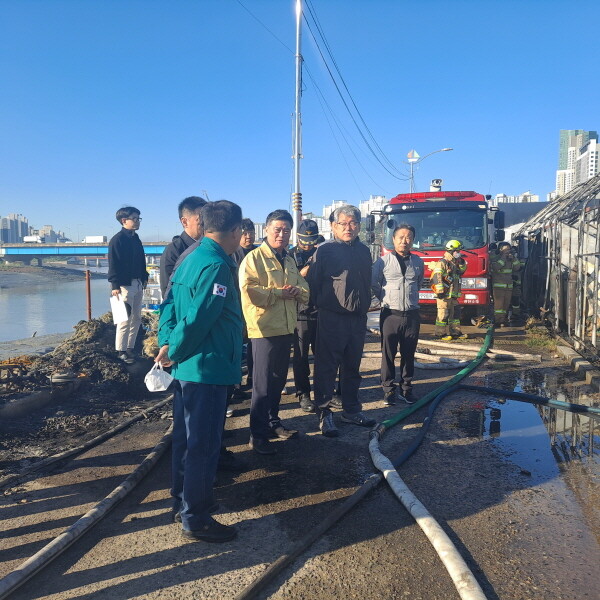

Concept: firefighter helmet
[[445, 239, 463, 251]]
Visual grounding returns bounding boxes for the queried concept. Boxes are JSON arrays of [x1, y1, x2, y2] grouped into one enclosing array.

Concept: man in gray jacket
[[371, 224, 424, 405]]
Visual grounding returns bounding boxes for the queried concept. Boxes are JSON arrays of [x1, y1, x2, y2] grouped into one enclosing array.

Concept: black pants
[[293, 319, 317, 396], [246, 339, 253, 383], [380, 308, 420, 394], [314, 309, 365, 415], [250, 334, 293, 441]]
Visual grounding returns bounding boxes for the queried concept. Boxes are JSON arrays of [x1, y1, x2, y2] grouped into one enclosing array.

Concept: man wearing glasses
[[239, 210, 309, 455], [108, 206, 148, 364], [307, 205, 376, 437]]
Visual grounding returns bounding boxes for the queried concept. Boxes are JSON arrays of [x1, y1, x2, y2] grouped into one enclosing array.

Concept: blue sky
[[1, 0, 598, 242]]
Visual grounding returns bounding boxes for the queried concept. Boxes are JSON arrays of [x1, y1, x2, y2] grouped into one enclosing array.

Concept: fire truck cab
[[366, 180, 505, 321]]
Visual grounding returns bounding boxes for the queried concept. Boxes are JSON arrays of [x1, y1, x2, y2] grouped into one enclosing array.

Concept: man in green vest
[[156, 200, 243, 543]]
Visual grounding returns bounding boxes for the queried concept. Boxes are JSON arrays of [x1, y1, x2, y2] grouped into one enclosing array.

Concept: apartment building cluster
[[0, 213, 66, 243], [555, 129, 598, 197]]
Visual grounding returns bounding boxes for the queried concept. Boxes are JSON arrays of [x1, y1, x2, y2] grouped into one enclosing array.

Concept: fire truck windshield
[[383, 209, 487, 252]]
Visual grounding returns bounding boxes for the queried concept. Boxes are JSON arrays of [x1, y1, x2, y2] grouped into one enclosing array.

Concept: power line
[[233, 0, 407, 189], [304, 0, 407, 180], [233, 0, 293, 54]]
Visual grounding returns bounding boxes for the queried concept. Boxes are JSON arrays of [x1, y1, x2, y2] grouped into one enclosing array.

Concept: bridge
[[0, 242, 168, 265]]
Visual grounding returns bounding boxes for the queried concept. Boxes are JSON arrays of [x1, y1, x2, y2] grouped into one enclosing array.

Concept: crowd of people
[[106, 197, 522, 544]]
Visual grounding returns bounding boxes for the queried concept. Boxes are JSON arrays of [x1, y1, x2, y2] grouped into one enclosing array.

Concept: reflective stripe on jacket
[[491, 254, 521, 286], [430, 253, 467, 299]]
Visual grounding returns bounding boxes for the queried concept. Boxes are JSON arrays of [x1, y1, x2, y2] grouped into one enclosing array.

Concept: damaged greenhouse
[[515, 174, 600, 359]]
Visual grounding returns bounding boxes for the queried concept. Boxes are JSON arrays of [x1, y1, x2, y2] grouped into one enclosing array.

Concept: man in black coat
[[289, 219, 320, 413], [307, 205, 376, 437], [159, 196, 206, 299], [108, 206, 149, 364]]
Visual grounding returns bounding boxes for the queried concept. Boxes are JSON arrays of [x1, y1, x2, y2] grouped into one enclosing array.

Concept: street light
[[406, 148, 453, 193]]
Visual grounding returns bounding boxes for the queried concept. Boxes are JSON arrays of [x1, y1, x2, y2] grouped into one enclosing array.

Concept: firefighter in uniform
[[431, 240, 468, 340], [491, 241, 521, 326], [510, 244, 523, 321]]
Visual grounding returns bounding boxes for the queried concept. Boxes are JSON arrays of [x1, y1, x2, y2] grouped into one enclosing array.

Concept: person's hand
[[281, 285, 300, 300], [300, 265, 310, 278], [111, 289, 121, 298], [155, 345, 173, 367]]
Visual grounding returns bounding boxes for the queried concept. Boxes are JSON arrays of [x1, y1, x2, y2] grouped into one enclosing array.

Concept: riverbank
[[0, 264, 107, 289], [0, 332, 72, 361]]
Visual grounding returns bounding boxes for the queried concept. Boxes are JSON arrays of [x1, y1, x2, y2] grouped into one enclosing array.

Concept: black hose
[[233, 473, 382, 600], [458, 384, 600, 416]]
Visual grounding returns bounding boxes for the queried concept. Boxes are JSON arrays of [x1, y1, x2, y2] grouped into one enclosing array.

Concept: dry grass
[[525, 324, 557, 352]]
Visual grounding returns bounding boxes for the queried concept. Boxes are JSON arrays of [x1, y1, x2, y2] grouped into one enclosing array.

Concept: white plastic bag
[[144, 362, 174, 392], [110, 295, 129, 325]]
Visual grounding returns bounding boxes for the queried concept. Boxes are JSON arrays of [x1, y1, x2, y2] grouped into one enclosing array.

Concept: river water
[[0, 272, 112, 342]]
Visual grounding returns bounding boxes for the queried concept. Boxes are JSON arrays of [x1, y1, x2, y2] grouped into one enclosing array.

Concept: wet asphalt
[[1, 324, 599, 599]]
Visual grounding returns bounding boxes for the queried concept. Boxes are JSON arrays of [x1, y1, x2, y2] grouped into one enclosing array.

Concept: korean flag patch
[[213, 283, 227, 298]]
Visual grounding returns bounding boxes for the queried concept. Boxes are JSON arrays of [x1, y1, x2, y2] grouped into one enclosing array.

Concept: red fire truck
[[366, 181, 505, 321]]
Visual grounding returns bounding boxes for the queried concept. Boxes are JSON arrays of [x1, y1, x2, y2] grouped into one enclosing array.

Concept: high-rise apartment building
[[556, 129, 598, 196], [0, 213, 31, 243]]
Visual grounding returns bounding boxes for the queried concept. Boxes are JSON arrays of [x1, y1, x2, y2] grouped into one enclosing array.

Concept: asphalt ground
[[1, 323, 599, 599]]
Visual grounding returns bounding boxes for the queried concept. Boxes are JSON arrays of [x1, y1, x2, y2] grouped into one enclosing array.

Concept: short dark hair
[[241, 218, 255, 232], [178, 196, 207, 219], [201, 200, 242, 233], [266, 209, 293, 228], [393, 223, 416, 238], [116, 206, 140, 223]]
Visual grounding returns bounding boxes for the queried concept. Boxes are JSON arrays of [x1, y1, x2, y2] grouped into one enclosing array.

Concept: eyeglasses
[[335, 221, 359, 229], [127, 217, 142, 222]]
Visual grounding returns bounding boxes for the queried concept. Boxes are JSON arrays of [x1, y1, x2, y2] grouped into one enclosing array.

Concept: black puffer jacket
[[159, 231, 196, 297], [290, 245, 318, 320], [307, 238, 372, 316]]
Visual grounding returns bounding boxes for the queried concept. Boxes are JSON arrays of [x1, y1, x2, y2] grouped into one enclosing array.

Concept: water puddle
[[453, 368, 600, 486]]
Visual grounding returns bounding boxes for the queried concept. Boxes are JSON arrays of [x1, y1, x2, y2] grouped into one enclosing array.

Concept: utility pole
[[291, 0, 303, 243]]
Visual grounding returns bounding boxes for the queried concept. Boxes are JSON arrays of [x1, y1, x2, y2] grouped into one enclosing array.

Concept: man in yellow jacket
[[239, 209, 309, 455]]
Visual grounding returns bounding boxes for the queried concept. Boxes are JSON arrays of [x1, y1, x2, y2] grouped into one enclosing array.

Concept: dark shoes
[[299, 393, 316, 413], [117, 351, 135, 365], [172, 502, 219, 523], [218, 448, 246, 472], [319, 411, 339, 437], [249, 437, 277, 455], [231, 386, 250, 400], [330, 394, 343, 409], [383, 389, 397, 406], [385, 389, 417, 406], [182, 518, 237, 543], [269, 425, 298, 440], [341, 411, 376, 427], [399, 390, 417, 405]]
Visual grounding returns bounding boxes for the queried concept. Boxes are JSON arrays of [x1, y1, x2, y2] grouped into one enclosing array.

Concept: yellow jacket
[[239, 242, 310, 338]]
